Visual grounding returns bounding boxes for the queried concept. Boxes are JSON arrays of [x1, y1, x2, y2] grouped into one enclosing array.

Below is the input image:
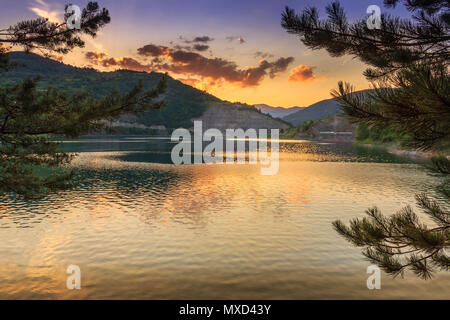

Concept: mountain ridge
[[253, 104, 303, 118], [282, 97, 342, 126], [282, 89, 374, 126], [2, 52, 288, 133]]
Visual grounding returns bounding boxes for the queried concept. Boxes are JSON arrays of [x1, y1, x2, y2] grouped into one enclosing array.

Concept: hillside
[[196, 104, 290, 132], [282, 90, 374, 126], [281, 115, 357, 142], [253, 104, 303, 118], [1, 52, 288, 133], [282, 98, 342, 126]]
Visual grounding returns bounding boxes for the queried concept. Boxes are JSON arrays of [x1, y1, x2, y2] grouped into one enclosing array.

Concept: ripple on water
[[0, 141, 448, 299]]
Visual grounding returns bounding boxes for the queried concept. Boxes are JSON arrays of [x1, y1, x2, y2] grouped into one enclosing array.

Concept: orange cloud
[[85, 44, 295, 90], [177, 77, 220, 92], [48, 54, 64, 62], [0, 43, 8, 57], [137, 44, 294, 87], [289, 65, 318, 82], [177, 78, 200, 87]]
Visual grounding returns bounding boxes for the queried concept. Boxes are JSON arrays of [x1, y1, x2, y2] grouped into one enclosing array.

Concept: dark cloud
[[266, 57, 295, 78], [180, 36, 214, 44], [85, 51, 107, 60], [85, 51, 152, 72], [226, 36, 245, 44], [85, 45, 294, 88], [101, 57, 151, 72], [137, 44, 168, 57], [288, 65, 318, 82], [193, 44, 209, 52], [136, 44, 294, 87], [192, 36, 214, 43], [116, 57, 152, 72], [255, 51, 274, 59], [173, 44, 192, 51]]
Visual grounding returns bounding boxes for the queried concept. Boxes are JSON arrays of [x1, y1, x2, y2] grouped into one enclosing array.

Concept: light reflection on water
[[0, 138, 448, 299]]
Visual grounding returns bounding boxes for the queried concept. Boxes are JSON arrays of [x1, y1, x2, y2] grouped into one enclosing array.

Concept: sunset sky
[[1, 0, 410, 107]]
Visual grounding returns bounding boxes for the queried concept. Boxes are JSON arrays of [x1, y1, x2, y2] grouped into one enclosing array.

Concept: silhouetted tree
[[0, 2, 167, 197], [282, 0, 449, 278]]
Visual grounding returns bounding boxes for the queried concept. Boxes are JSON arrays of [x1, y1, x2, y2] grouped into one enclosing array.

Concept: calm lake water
[[0, 137, 448, 299]]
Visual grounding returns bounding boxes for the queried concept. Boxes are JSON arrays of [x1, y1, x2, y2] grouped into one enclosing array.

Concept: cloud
[[137, 43, 294, 87], [47, 53, 64, 62], [0, 43, 9, 53], [288, 65, 318, 82], [177, 78, 200, 87], [226, 36, 245, 44], [84, 44, 294, 89], [255, 51, 274, 59], [237, 37, 245, 44], [85, 36, 106, 52], [192, 36, 214, 43], [180, 36, 214, 44], [85, 51, 152, 72], [137, 44, 169, 57], [29, 0, 62, 23], [193, 44, 209, 52], [265, 57, 295, 78], [111, 57, 152, 72], [85, 51, 107, 60], [177, 77, 218, 91]]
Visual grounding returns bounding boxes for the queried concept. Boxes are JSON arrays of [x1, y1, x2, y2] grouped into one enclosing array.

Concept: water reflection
[[57, 137, 414, 164], [0, 138, 448, 299]]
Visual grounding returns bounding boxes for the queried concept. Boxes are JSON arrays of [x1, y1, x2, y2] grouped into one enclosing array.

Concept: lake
[[0, 137, 448, 299]]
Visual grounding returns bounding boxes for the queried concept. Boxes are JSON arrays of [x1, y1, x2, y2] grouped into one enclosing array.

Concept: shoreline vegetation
[[356, 143, 445, 161], [280, 115, 449, 160]]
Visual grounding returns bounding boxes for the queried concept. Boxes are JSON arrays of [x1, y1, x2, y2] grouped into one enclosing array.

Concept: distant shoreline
[[357, 143, 449, 160]]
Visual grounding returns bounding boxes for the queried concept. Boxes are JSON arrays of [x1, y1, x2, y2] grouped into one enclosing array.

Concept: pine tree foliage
[[0, 2, 110, 59], [282, 1, 449, 278], [281, 0, 449, 79], [331, 62, 449, 151], [333, 192, 449, 279], [333, 154, 450, 279], [0, 2, 167, 197]]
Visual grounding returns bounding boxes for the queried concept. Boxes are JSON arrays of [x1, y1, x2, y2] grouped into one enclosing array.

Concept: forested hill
[[1, 52, 278, 131]]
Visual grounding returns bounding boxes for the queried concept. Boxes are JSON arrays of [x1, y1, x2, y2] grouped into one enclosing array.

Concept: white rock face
[[193, 104, 290, 132]]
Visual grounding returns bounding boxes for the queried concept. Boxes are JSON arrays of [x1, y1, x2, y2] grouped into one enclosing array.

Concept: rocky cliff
[[194, 104, 290, 132]]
